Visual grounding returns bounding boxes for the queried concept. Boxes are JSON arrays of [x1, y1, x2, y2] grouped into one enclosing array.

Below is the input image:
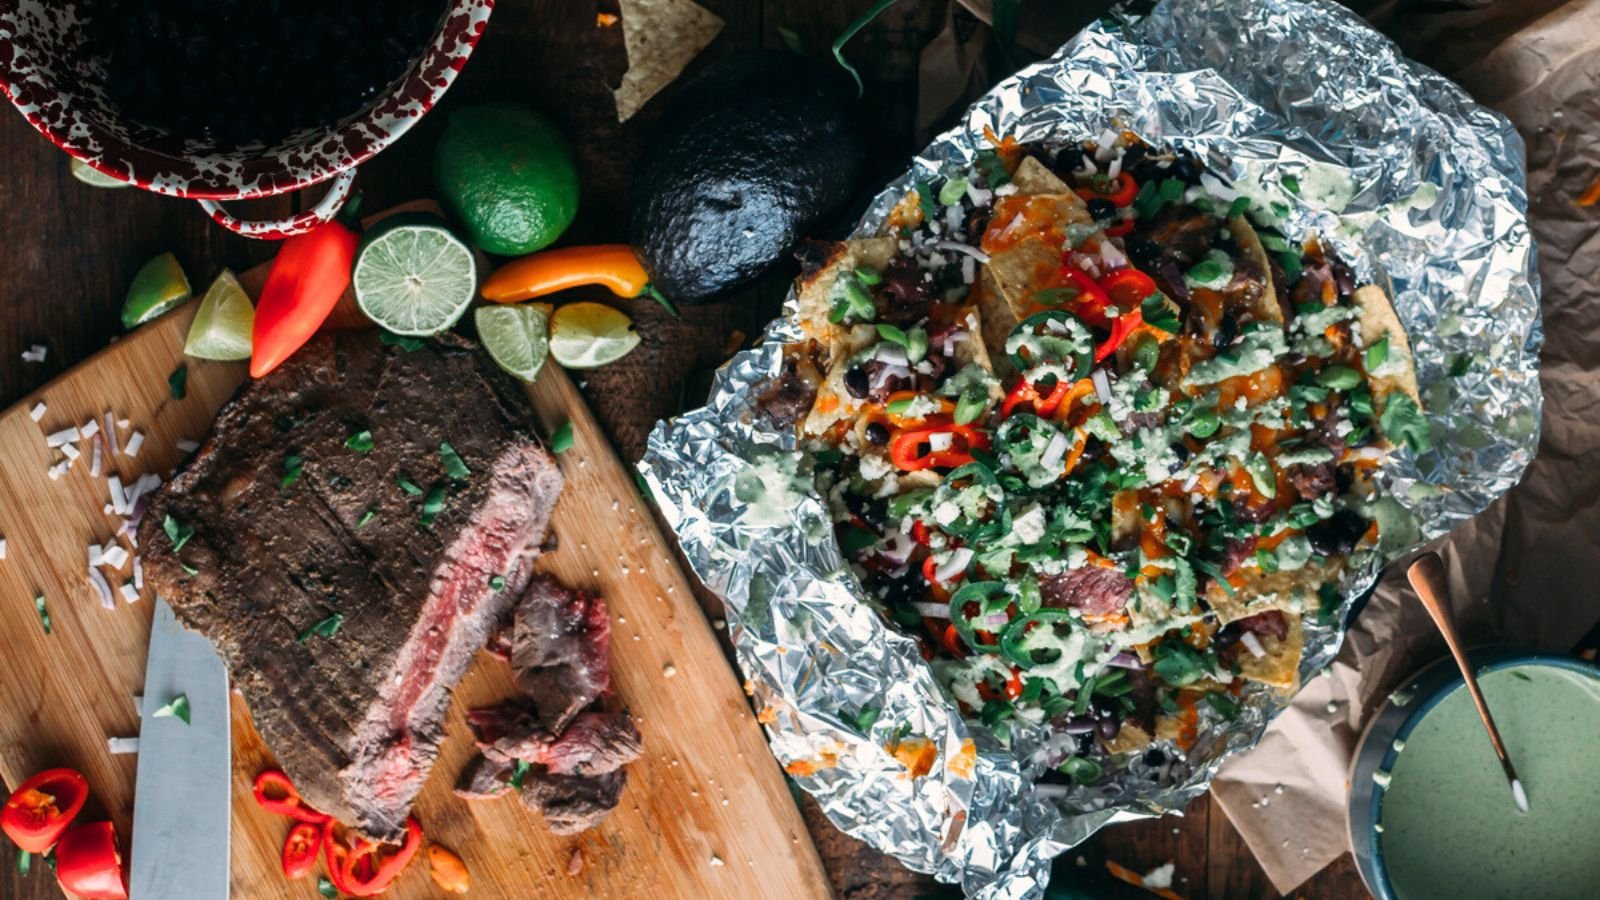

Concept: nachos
[[769, 131, 1429, 784]]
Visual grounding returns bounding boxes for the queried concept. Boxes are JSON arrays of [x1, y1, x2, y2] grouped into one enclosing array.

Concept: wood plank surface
[[0, 241, 831, 898]]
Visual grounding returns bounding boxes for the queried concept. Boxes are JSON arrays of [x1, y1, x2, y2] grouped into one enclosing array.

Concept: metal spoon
[[1405, 551, 1529, 813]]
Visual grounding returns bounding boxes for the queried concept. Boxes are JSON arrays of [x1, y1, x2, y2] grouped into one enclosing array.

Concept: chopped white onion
[[21, 345, 46, 363], [878, 532, 916, 566], [934, 547, 974, 584], [1240, 630, 1267, 659], [869, 363, 912, 392], [912, 601, 952, 619], [104, 413, 120, 457], [1107, 152, 1124, 179], [984, 611, 1011, 627], [103, 545, 130, 570], [88, 543, 104, 567], [89, 435, 103, 477], [133, 557, 144, 590], [119, 583, 140, 604], [0, 538, 6, 560], [1094, 129, 1120, 160], [928, 432, 954, 452], [48, 460, 70, 481], [108, 476, 129, 515], [1098, 240, 1129, 270], [1091, 368, 1112, 405], [875, 344, 909, 366], [929, 240, 990, 263], [107, 736, 139, 755], [29, 402, 46, 422], [965, 183, 993, 206], [1033, 783, 1075, 799], [1041, 431, 1072, 470], [89, 568, 115, 610], [61, 442, 81, 462], [1345, 446, 1387, 463], [80, 418, 99, 439], [46, 427, 80, 448], [1181, 471, 1200, 492], [961, 256, 976, 284], [125, 431, 145, 458]]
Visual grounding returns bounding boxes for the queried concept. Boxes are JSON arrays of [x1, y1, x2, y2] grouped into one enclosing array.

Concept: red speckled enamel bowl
[[0, 1, 494, 239]]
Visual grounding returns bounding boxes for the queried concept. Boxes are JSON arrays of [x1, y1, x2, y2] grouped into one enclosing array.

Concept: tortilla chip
[[1352, 284, 1421, 409], [1010, 156, 1072, 194], [985, 238, 1067, 321], [1227, 216, 1283, 326], [795, 238, 899, 365], [801, 324, 877, 437], [1099, 722, 1153, 755], [1232, 614, 1304, 690], [1204, 556, 1343, 626], [613, 0, 724, 121], [980, 158, 1094, 318], [972, 267, 1020, 379]]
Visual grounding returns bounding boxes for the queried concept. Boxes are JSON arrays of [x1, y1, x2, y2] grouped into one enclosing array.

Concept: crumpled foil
[[638, 0, 1541, 895]]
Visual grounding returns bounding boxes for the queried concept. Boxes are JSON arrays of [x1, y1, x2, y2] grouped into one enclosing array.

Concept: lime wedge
[[122, 252, 193, 330], [70, 158, 130, 189], [475, 304, 550, 382], [549, 302, 641, 369], [184, 269, 255, 361], [354, 213, 478, 336]]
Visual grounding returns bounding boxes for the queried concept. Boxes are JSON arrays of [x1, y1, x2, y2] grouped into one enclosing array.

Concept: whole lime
[[434, 104, 580, 256]]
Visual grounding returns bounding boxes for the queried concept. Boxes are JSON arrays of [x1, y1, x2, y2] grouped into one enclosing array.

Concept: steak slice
[[138, 332, 564, 842], [521, 769, 628, 836], [464, 701, 641, 775], [510, 577, 612, 733]]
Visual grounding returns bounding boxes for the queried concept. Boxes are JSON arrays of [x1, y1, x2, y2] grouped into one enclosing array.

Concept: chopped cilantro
[[1447, 354, 1473, 377], [1192, 558, 1235, 596], [1278, 251, 1304, 283], [1255, 547, 1280, 573], [550, 421, 575, 454], [915, 180, 938, 222], [33, 594, 50, 635], [838, 526, 876, 557], [1205, 692, 1241, 719], [396, 475, 423, 496], [1316, 584, 1342, 626], [168, 364, 188, 400], [297, 613, 344, 643], [281, 453, 304, 488], [357, 507, 376, 528], [1188, 258, 1223, 284], [975, 149, 1010, 188], [1379, 394, 1432, 452], [1227, 196, 1250, 218], [318, 877, 338, 899], [489, 575, 506, 591], [1365, 336, 1389, 372], [1152, 641, 1207, 687], [163, 514, 194, 552], [1282, 174, 1301, 195], [1140, 292, 1181, 333], [420, 484, 447, 526], [509, 758, 533, 790], [152, 694, 191, 725], [853, 706, 882, 732], [439, 441, 470, 478], [344, 429, 374, 452]]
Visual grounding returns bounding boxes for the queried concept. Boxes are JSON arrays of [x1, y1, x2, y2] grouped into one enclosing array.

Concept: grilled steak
[[139, 332, 564, 842], [511, 576, 612, 732], [521, 769, 628, 836], [464, 702, 641, 776]]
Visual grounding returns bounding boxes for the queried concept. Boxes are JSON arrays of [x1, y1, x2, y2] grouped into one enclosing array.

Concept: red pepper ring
[[324, 817, 424, 897], [1, 767, 90, 853], [1038, 265, 1112, 328], [1075, 171, 1139, 207], [1098, 267, 1159, 313], [1000, 377, 1072, 419], [1094, 309, 1145, 364], [281, 821, 322, 881], [889, 420, 990, 472], [252, 770, 330, 824]]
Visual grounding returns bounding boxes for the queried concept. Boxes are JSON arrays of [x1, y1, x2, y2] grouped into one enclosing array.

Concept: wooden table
[[0, 1, 1370, 897]]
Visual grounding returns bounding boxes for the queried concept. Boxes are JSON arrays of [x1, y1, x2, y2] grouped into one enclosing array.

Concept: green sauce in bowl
[[1377, 662, 1600, 899]]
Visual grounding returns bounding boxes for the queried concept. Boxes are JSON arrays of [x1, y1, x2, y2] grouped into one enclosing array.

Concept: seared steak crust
[[139, 332, 563, 841]]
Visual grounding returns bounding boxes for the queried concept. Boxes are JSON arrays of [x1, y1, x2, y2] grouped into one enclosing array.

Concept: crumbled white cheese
[[29, 402, 46, 422], [1011, 504, 1047, 544]]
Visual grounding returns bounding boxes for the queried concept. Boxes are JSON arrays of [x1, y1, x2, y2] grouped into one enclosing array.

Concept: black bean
[[1170, 442, 1192, 465], [1306, 509, 1367, 556], [1085, 198, 1117, 220], [1097, 718, 1121, 741], [1214, 312, 1239, 349], [844, 367, 870, 400], [865, 422, 890, 445], [1143, 748, 1167, 767], [1128, 239, 1162, 268]]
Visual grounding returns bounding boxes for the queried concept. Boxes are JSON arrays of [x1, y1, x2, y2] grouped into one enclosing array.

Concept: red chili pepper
[[1105, 218, 1135, 238], [1, 768, 88, 853], [53, 821, 127, 900], [1076, 172, 1139, 207], [889, 420, 990, 472], [921, 555, 967, 589], [1004, 667, 1025, 700], [1000, 378, 1072, 419], [252, 770, 330, 824], [1099, 267, 1158, 312], [910, 521, 931, 546], [250, 198, 364, 378], [281, 821, 322, 881], [327, 817, 423, 897], [1094, 309, 1144, 363]]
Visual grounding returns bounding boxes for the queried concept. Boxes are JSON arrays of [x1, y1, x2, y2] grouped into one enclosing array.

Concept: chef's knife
[[129, 599, 231, 899]]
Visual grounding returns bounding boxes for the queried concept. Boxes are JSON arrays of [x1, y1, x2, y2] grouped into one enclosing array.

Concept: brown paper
[[1211, 0, 1600, 891]]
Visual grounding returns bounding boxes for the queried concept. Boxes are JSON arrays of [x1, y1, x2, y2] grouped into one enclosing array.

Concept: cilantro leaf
[[439, 441, 470, 479], [163, 514, 194, 552], [297, 613, 343, 643], [153, 694, 191, 725], [550, 421, 575, 454], [168, 365, 188, 400], [1379, 394, 1432, 453]]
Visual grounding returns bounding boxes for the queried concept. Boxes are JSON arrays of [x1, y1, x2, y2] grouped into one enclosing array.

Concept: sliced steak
[[1040, 566, 1133, 616], [511, 577, 612, 733], [465, 701, 640, 776], [454, 755, 514, 800], [520, 769, 628, 836], [138, 332, 563, 842]]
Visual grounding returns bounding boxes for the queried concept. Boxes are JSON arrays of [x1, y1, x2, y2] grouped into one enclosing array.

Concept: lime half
[[475, 304, 551, 382], [70, 158, 130, 189], [122, 252, 193, 330], [184, 269, 255, 361], [354, 214, 478, 336], [549, 301, 640, 369]]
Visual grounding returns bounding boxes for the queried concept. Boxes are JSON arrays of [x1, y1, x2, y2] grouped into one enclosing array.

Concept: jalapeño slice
[[1000, 609, 1077, 669], [932, 463, 1006, 541], [1004, 311, 1093, 383], [949, 581, 1011, 655]]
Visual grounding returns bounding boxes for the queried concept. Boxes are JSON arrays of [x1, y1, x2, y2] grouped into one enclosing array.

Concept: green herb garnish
[[509, 758, 533, 790], [1227, 196, 1250, 218], [379, 331, 425, 352], [1152, 641, 1208, 687], [297, 613, 344, 643], [1140, 292, 1181, 334], [168, 364, 188, 400], [420, 484, 447, 526], [1447, 354, 1473, 377], [357, 507, 376, 528], [153, 694, 191, 725], [17, 849, 30, 876], [280, 453, 304, 488], [439, 441, 470, 478], [1282, 174, 1301, 195], [853, 706, 882, 733], [1059, 756, 1103, 785], [163, 514, 194, 552], [34, 594, 50, 635], [318, 877, 338, 899], [489, 575, 506, 591], [1316, 365, 1362, 390], [344, 430, 374, 452], [1255, 548, 1280, 574], [396, 475, 423, 496], [1205, 692, 1241, 719], [1365, 336, 1389, 372], [975, 148, 1010, 188], [915, 180, 938, 223], [1378, 394, 1432, 453], [550, 421, 575, 454]]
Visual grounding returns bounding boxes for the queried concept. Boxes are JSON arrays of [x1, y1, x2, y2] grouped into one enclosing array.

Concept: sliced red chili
[[1040, 265, 1112, 327], [1001, 378, 1072, 419], [1095, 310, 1144, 363], [1, 768, 89, 853], [889, 420, 989, 472], [910, 521, 931, 546], [1099, 267, 1158, 313], [1076, 172, 1139, 207], [339, 817, 423, 896], [281, 821, 322, 881], [252, 770, 330, 824]]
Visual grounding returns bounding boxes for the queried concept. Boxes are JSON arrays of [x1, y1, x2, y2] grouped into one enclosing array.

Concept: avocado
[[630, 52, 867, 305]]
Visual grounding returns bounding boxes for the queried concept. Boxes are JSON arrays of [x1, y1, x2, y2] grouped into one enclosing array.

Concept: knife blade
[[129, 599, 231, 899]]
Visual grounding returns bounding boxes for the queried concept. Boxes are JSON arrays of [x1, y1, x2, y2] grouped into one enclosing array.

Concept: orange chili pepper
[[482, 244, 651, 303]]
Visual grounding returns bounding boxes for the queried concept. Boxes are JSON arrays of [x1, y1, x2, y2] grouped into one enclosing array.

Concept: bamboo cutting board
[[0, 229, 830, 898]]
